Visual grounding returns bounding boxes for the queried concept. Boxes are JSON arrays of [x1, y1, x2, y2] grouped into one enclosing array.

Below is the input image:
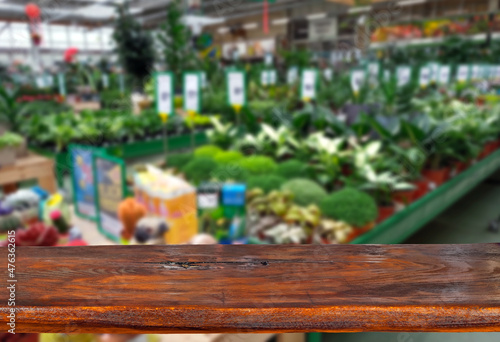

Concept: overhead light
[[398, 0, 427, 6], [243, 22, 258, 30], [306, 13, 327, 21], [272, 18, 289, 26], [218, 27, 229, 34], [348, 6, 371, 14]]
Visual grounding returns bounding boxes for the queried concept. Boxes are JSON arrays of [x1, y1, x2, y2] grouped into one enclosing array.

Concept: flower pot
[[413, 178, 430, 200], [422, 168, 450, 189], [345, 222, 376, 243], [392, 189, 417, 205], [454, 160, 471, 174], [377, 205, 396, 223], [486, 141, 498, 155], [0, 147, 16, 168]]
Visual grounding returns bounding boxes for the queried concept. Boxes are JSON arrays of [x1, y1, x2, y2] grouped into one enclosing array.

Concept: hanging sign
[[419, 67, 431, 88], [226, 70, 246, 107], [456, 65, 470, 83], [155, 72, 174, 116], [58, 73, 66, 97], [183, 72, 201, 114], [102, 74, 109, 89], [396, 66, 411, 87], [301, 68, 318, 101], [93, 152, 127, 242], [438, 65, 451, 85], [287, 67, 298, 84], [70, 145, 103, 221], [350, 69, 365, 95]]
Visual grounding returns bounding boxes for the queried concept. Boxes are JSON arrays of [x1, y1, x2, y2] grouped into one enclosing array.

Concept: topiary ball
[[281, 178, 327, 207], [214, 151, 244, 165], [239, 156, 277, 176], [276, 160, 310, 179], [194, 145, 223, 159], [166, 153, 193, 170], [319, 188, 377, 228], [247, 175, 286, 194], [182, 157, 218, 185]]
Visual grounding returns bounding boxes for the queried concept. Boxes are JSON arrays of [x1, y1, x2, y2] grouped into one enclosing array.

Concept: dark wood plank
[[1, 244, 500, 333]]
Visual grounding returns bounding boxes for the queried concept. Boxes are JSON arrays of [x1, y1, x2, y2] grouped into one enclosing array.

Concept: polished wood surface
[[1, 244, 500, 333]]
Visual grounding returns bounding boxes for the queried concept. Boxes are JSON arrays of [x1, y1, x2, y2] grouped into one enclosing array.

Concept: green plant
[[247, 175, 286, 194], [275, 160, 310, 179], [211, 164, 248, 183], [182, 157, 218, 185], [207, 117, 238, 149], [0, 88, 31, 131], [166, 153, 193, 170], [214, 151, 244, 165], [194, 145, 223, 159], [0, 132, 23, 149], [319, 188, 377, 228], [281, 178, 327, 207], [112, 2, 155, 90], [239, 156, 277, 176]]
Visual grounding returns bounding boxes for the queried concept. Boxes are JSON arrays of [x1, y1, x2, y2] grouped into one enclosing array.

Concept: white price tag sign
[[419, 67, 430, 87], [198, 193, 219, 209], [156, 73, 174, 115], [227, 71, 245, 106], [397, 66, 411, 87], [350, 70, 365, 94], [183, 73, 201, 113], [287, 67, 298, 84], [457, 65, 470, 83], [323, 68, 333, 81], [301, 69, 317, 100], [438, 65, 451, 85]]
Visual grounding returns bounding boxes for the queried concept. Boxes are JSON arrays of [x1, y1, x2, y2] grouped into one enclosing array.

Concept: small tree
[[113, 2, 155, 91], [157, 0, 199, 85]]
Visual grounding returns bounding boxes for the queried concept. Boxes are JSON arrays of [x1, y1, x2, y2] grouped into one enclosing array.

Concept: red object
[[263, 0, 269, 34], [377, 205, 396, 223], [413, 178, 430, 200], [422, 168, 451, 188], [64, 47, 79, 63], [392, 189, 417, 205], [25, 3, 40, 19], [65, 239, 88, 246], [454, 161, 471, 174], [49, 209, 62, 221]]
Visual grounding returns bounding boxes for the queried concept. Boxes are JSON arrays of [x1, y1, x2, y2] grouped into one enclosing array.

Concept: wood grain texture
[[1, 244, 500, 334]]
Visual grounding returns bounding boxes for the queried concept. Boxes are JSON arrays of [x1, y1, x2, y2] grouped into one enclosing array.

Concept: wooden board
[[1, 244, 500, 334], [0, 154, 57, 193]]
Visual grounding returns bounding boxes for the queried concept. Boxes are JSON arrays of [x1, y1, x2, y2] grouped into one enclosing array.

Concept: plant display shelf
[[29, 131, 209, 187]]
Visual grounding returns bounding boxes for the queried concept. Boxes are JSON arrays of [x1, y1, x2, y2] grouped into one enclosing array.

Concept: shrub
[[194, 145, 222, 159], [247, 175, 286, 194], [239, 156, 277, 176], [166, 153, 193, 170], [214, 151, 244, 165], [275, 160, 309, 179], [319, 188, 377, 227], [281, 178, 327, 206], [182, 157, 218, 185], [211, 164, 249, 183]]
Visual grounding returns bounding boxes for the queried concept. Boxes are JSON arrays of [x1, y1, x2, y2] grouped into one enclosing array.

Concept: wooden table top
[[1, 244, 499, 334]]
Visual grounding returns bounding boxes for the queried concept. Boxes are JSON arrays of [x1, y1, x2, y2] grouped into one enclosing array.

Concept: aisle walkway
[[324, 172, 500, 342]]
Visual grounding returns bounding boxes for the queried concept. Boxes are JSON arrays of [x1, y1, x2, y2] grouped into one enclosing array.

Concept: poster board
[[70, 145, 103, 221], [92, 152, 127, 242]]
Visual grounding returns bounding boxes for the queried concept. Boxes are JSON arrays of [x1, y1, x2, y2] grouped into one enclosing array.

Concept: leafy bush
[[214, 151, 244, 165], [319, 188, 377, 227], [281, 178, 327, 206], [0, 132, 23, 149], [211, 164, 248, 183], [182, 157, 218, 185], [247, 175, 286, 194], [275, 160, 310, 179], [238, 156, 277, 176], [166, 153, 193, 170], [194, 145, 223, 159]]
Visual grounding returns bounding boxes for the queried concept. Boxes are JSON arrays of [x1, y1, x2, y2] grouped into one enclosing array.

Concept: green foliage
[[0, 132, 23, 149], [214, 151, 244, 165], [239, 156, 277, 176], [166, 153, 193, 170], [0, 88, 31, 131], [182, 157, 218, 185], [211, 164, 248, 183], [100, 89, 131, 110], [275, 160, 310, 179], [281, 178, 327, 207], [320, 188, 378, 228], [112, 2, 155, 90], [194, 145, 223, 159], [247, 175, 286, 194]]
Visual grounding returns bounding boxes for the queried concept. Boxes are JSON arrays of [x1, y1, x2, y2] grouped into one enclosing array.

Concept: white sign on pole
[[351, 69, 365, 94], [156, 73, 174, 115], [419, 67, 430, 87], [183, 73, 201, 113], [287, 67, 298, 84], [301, 69, 317, 100], [397, 66, 411, 87], [323, 68, 333, 81], [227, 71, 245, 106], [456, 65, 470, 83], [438, 65, 451, 85], [102, 74, 109, 89], [368, 63, 379, 85]]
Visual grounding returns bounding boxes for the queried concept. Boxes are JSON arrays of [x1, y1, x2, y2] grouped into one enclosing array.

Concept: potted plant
[[0, 132, 24, 167]]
